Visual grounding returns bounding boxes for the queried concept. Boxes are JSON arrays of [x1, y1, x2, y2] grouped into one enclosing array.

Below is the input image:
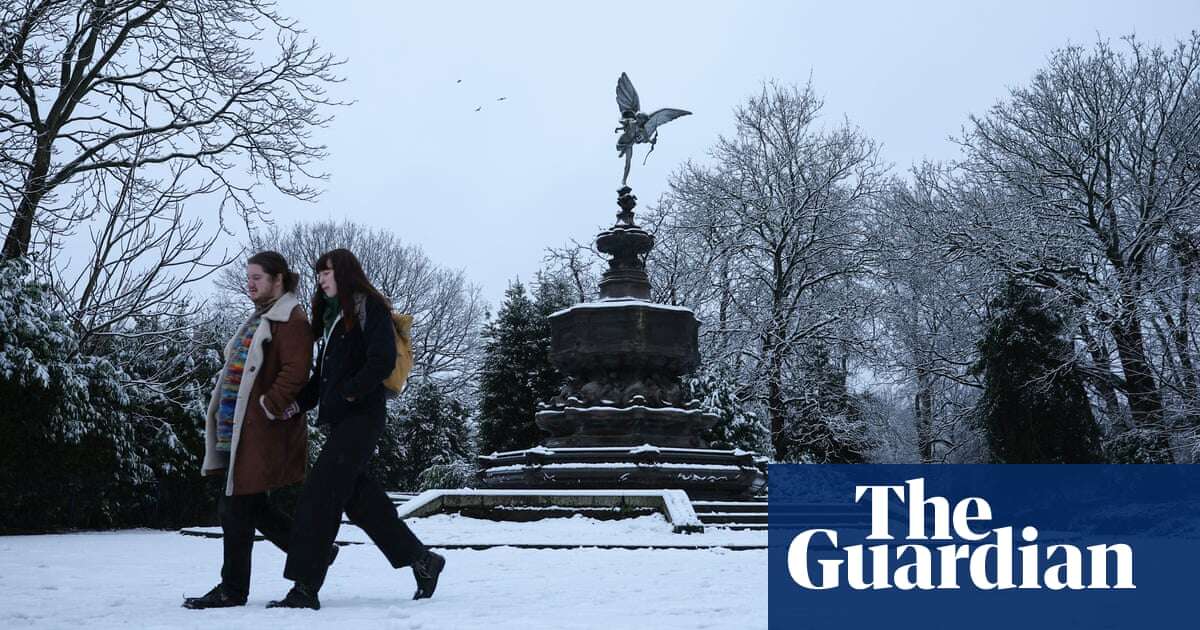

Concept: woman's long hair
[[311, 248, 391, 334]]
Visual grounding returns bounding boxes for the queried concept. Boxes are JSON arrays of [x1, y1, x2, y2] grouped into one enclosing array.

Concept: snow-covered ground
[[0, 517, 766, 629]]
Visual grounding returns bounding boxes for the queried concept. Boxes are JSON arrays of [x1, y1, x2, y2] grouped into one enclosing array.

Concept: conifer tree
[[972, 280, 1104, 463], [377, 381, 472, 490], [0, 261, 137, 531], [476, 276, 573, 454], [687, 366, 771, 453]]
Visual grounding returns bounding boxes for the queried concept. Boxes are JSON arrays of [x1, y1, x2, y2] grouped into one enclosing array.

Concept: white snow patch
[[538, 405, 703, 414], [549, 299, 696, 318], [0, 528, 765, 629], [490, 446, 750, 457], [483, 463, 745, 472], [395, 489, 704, 531]]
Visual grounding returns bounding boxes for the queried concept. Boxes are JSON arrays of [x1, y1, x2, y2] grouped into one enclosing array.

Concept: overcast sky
[[256, 1, 1200, 307]]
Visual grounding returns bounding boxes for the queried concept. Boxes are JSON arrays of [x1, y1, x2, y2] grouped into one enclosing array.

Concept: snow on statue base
[[478, 445, 766, 501]]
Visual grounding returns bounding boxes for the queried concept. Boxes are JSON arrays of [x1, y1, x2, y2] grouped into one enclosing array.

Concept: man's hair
[[247, 250, 299, 293]]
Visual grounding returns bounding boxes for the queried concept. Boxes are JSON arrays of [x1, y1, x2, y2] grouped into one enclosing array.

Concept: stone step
[[346, 505, 659, 525], [692, 501, 768, 513], [686, 505, 876, 530], [767, 503, 868, 514], [459, 505, 658, 521], [698, 512, 769, 525], [709, 523, 768, 531], [765, 513, 870, 525]]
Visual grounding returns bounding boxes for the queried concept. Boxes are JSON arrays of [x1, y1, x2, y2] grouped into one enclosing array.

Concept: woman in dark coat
[[268, 248, 445, 610]]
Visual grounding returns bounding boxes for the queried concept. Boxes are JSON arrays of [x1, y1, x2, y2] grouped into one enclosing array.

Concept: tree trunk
[[2, 136, 52, 260], [1109, 311, 1165, 429], [768, 347, 787, 462], [1108, 302, 1173, 461], [1173, 242, 1200, 425], [768, 251, 789, 462], [1079, 322, 1128, 430], [915, 366, 934, 463]]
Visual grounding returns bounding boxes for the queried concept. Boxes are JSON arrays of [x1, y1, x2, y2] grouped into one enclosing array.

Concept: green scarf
[[321, 293, 341, 336]]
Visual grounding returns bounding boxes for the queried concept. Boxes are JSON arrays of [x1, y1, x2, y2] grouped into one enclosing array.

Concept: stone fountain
[[475, 186, 767, 499]]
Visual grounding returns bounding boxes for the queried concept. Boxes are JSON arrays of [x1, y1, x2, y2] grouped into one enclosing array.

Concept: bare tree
[[953, 34, 1200, 457], [0, 0, 342, 261], [542, 239, 600, 304], [220, 220, 487, 396], [658, 80, 889, 462], [38, 149, 235, 357], [873, 164, 995, 463]]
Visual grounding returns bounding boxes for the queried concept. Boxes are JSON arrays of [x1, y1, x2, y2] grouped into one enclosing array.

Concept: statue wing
[[616, 73, 640, 114], [643, 108, 692, 136]]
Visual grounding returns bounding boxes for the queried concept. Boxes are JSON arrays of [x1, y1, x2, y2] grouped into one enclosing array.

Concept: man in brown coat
[[184, 251, 325, 609]]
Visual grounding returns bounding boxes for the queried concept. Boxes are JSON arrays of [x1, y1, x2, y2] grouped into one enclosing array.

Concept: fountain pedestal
[[476, 187, 766, 499]]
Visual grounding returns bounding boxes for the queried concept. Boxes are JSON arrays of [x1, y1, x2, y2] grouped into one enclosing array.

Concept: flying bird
[[614, 72, 691, 186], [496, 96, 507, 101], [474, 106, 482, 112]]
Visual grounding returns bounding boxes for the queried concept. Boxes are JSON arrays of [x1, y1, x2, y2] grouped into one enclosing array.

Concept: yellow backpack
[[353, 296, 414, 395], [384, 312, 414, 394]]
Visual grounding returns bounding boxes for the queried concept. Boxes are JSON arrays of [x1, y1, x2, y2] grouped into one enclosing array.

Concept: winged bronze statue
[[615, 73, 691, 187]]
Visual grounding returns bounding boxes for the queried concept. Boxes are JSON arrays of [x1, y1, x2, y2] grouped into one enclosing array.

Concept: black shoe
[[329, 543, 340, 566], [266, 583, 320, 610], [411, 549, 446, 600], [182, 583, 246, 609]]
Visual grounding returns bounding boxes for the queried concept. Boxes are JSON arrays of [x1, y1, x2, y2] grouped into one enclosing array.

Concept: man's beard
[[252, 291, 280, 309]]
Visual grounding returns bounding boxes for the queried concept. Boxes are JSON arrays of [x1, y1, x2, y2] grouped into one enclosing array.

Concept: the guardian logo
[[788, 478, 1135, 591]]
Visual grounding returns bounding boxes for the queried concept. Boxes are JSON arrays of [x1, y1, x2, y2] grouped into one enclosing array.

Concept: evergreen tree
[[0, 261, 139, 531], [476, 276, 572, 454], [106, 307, 227, 527], [415, 460, 476, 491], [971, 280, 1104, 463], [374, 380, 473, 490], [364, 403, 407, 491], [686, 365, 771, 453], [0, 261, 244, 531], [533, 272, 578, 320]]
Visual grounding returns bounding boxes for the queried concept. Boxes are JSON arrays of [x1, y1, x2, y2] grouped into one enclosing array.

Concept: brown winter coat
[[201, 292, 314, 495]]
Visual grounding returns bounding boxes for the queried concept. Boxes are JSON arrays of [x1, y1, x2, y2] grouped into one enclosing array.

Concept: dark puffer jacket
[[298, 293, 397, 425]]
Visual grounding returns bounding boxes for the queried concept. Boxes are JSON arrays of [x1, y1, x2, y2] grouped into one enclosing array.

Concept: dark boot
[[266, 582, 320, 610], [182, 583, 246, 609], [411, 549, 446, 600]]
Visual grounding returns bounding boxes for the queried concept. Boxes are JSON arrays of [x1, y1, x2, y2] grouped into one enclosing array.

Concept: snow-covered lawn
[[0, 520, 766, 629]]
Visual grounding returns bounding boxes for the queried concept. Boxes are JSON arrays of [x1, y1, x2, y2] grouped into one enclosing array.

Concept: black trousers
[[284, 411, 425, 591], [219, 489, 293, 597]]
